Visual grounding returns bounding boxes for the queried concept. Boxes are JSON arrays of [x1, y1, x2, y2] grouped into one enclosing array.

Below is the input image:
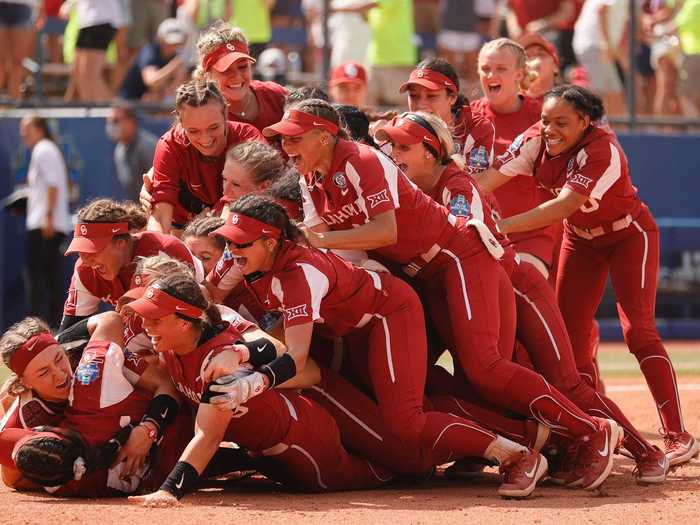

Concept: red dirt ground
[[2, 342, 699, 525]]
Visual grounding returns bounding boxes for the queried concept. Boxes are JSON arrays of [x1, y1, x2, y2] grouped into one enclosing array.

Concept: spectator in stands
[[72, 0, 124, 102], [676, 0, 700, 115], [106, 100, 158, 201], [328, 1, 375, 67], [366, 0, 417, 107], [0, 0, 38, 99], [38, 0, 67, 64], [328, 61, 368, 108], [227, 0, 274, 59], [503, 0, 575, 39], [126, 0, 169, 62], [118, 17, 189, 101], [437, 0, 483, 96], [573, 0, 629, 117], [19, 115, 71, 328]]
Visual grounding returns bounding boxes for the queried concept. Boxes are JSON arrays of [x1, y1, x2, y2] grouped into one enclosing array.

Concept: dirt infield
[[2, 342, 699, 525]]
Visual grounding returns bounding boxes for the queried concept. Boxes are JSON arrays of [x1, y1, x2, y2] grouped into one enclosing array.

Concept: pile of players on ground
[[1, 22, 697, 506]]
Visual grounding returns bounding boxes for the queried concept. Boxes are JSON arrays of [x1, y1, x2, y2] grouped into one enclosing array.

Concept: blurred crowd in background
[[0, 0, 699, 118]]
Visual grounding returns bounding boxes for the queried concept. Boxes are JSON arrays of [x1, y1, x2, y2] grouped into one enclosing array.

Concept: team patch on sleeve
[[284, 304, 309, 322], [568, 173, 594, 189], [449, 194, 471, 217], [468, 145, 490, 170], [366, 189, 390, 209]]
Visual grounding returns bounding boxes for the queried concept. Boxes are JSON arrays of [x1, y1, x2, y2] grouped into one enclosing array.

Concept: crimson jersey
[[244, 241, 389, 335], [493, 124, 641, 229], [0, 391, 64, 431], [227, 80, 288, 132], [300, 139, 455, 265], [471, 95, 557, 263], [63, 231, 202, 318], [61, 340, 149, 447], [152, 121, 264, 225], [428, 162, 517, 273], [452, 105, 496, 174], [161, 323, 294, 451]]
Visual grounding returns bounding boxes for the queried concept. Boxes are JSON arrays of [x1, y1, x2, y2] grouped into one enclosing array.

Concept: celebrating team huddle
[[1, 21, 697, 506]]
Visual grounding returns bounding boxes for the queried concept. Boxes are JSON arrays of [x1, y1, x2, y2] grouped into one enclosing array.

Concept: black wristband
[[141, 394, 179, 440], [242, 337, 277, 366], [260, 353, 297, 388], [56, 317, 90, 344], [160, 461, 200, 499]]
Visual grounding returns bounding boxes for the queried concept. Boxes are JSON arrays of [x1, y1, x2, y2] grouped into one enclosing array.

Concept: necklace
[[231, 89, 253, 118]]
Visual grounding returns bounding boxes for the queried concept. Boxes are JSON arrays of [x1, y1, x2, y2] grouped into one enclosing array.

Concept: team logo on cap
[[146, 288, 155, 299], [416, 70, 425, 78], [231, 214, 239, 225], [226, 43, 237, 52], [80, 224, 88, 236], [283, 111, 291, 120], [134, 275, 142, 286], [332, 172, 347, 189], [345, 64, 358, 77]]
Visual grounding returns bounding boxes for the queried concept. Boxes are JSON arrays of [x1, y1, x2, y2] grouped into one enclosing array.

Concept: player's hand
[[115, 425, 153, 475], [128, 489, 180, 507], [201, 347, 246, 384], [297, 223, 326, 249], [140, 169, 154, 212], [208, 371, 267, 411]]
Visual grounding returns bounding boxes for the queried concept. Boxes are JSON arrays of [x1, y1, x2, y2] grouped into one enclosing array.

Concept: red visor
[[399, 68, 458, 94], [374, 115, 443, 158], [329, 61, 367, 86], [125, 285, 204, 320], [518, 33, 560, 67], [262, 109, 339, 138], [9, 332, 59, 377], [65, 222, 129, 255], [211, 212, 281, 245], [203, 41, 256, 73]]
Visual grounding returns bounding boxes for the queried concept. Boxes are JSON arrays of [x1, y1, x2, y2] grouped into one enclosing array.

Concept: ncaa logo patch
[[449, 194, 471, 217], [332, 172, 347, 189], [80, 224, 88, 236], [468, 146, 489, 169], [75, 361, 100, 385]]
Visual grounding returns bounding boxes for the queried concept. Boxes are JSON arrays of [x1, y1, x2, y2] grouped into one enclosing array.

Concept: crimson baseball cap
[[202, 40, 256, 73], [329, 62, 367, 86], [65, 222, 129, 255], [518, 33, 560, 67], [211, 212, 281, 245], [399, 68, 458, 94], [262, 109, 339, 138]]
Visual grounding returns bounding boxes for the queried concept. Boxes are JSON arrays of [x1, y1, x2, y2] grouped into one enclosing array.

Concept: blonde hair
[[134, 253, 195, 285], [403, 111, 465, 169], [0, 317, 52, 397], [195, 20, 249, 80], [478, 38, 532, 90]]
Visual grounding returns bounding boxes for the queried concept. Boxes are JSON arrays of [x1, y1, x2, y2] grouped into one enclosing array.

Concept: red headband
[[399, 68, 458, 94], [374, 115, 444, 158], [9, 332, 58, 377], [262, 109, 339, 138], [126, 285, 204, 320], [203, 41, 255, 72], [65, 222, 129, 255], [211, 212, 282, 245]]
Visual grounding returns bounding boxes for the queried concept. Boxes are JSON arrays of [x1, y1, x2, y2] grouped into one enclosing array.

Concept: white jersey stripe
[[589, 143, 622, 200], [468, 180, 485, 221], [631, 220, 649, 289], [373, 150, 401, 208], [298, 173, 324, 228], [514, 288, 561, 361], [297, 262, 330, 321], [344, 161, 370, 220]]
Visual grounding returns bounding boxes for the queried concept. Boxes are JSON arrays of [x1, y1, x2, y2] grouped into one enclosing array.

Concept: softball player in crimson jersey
[[196, 22, 287, 132], [472, 38, 556, 278], [380, 111, 669, 483], [478, 85, 698, 467], [60, 199, 204, 332], [207, 196, 549, 498], [0, 314, 189, 495], [124, 270, 396, 507], [262, 99, 622, 490], [399, 57, 496, 165], [148, 79, 264, 233]]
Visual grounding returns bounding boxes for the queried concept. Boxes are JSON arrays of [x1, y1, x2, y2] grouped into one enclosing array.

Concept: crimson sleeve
[[150, 137, 183, 207]]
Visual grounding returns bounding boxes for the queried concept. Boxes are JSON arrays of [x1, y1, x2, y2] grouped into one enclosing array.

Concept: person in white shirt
[[19, 115, 72, 328]]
